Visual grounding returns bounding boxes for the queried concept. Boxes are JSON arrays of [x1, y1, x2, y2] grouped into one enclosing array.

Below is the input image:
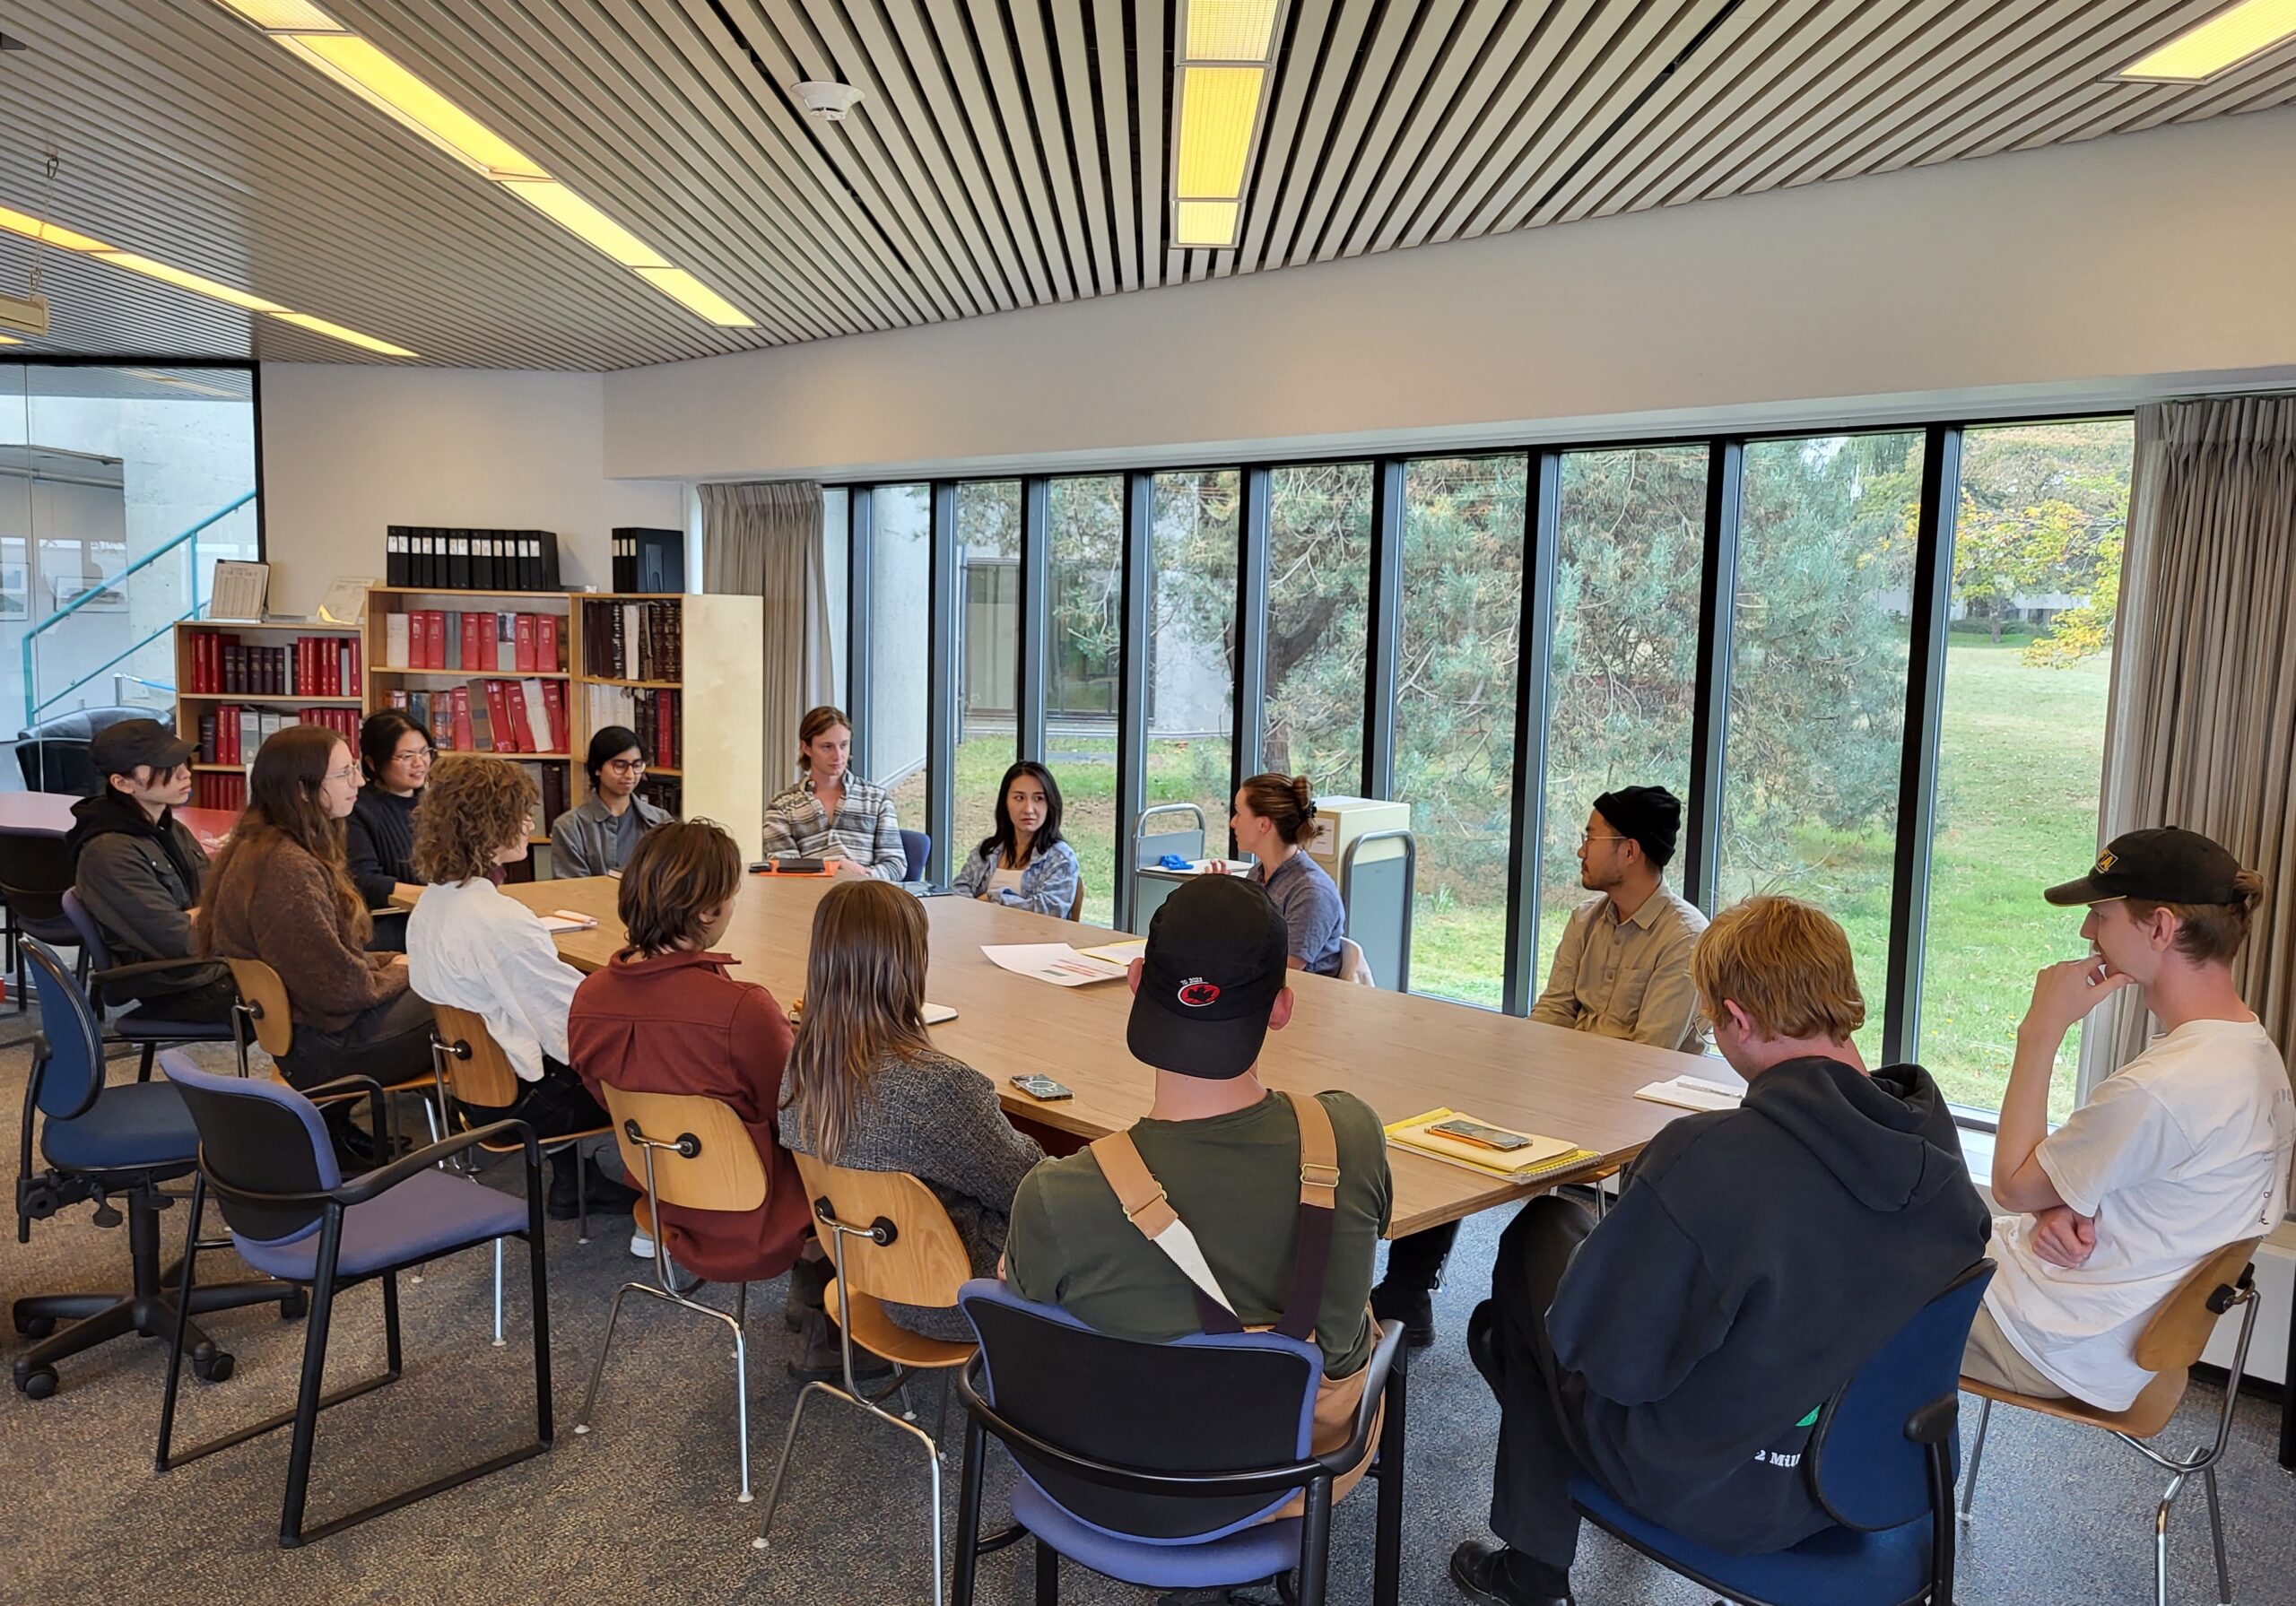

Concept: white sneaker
[[629, 1230, 656, 1259]]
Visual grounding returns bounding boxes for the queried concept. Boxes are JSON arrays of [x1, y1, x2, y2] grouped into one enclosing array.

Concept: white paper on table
[[1633, 1073, 1744, 1113], [980, 943, 1132, 987], [1077, 939, 1147, 964]]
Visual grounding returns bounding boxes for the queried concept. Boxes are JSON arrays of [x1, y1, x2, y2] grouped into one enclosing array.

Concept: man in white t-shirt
[[1970, 828, 2294, 1411]]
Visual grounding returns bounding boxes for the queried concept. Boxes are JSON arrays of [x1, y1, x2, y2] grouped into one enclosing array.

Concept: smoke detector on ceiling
[[792, 81, 863, 123]]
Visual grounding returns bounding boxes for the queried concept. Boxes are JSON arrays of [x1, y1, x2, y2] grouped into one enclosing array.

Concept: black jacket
[[1550, 1057, 1989, 1553], [65, 790, 226, 1003]]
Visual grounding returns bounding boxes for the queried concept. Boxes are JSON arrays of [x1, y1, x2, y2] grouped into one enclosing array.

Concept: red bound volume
[[483, 681, 515, 752], [451, 686, 475, 752], [514, 613, 536, 673], [541, 679, 569, 755], [538, 613, 559, 673], [344, 638, 361, 699]]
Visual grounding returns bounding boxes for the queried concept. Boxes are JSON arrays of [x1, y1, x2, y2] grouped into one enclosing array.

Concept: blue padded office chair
[[155, 1054, 553, 1547], [11, 939, 293, 1399], [949, 1280, 1408, 1606], [61, 889, 239, 1081], [900, 829, 931, 884], [1570, 1260, 1995, 1606]]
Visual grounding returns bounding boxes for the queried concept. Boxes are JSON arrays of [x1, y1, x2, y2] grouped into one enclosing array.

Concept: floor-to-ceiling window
[[1919, 419, 2132, 1121], [1265, 462, 1371, 794], [953, 480, 1022, 862], [1396, 454, 1528, 1009], [1722, 432, 1924, 1060], [868, 483, 931, 837], [822, 486, 849, 714], [1537, 446, 1707, 985], [1146, 470, 1239, 859], [1047, 475, 1124, 925]]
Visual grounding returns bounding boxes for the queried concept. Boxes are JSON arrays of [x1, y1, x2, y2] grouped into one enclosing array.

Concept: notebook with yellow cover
[[1386, 1107, 1599, 1180]]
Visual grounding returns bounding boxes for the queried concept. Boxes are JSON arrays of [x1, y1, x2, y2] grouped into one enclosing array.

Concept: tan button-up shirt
[[1529, 888, 1709, 1052]]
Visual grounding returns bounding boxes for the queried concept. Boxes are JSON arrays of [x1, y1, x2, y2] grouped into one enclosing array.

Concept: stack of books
[[187, 631, 361, 698], [385, 680, 567, 755]]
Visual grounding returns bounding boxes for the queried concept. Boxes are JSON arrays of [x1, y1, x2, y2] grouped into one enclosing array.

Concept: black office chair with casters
[[0, 827, 83, 1017], [13, 706, 168, 795], [11, 938, 295, 1399]]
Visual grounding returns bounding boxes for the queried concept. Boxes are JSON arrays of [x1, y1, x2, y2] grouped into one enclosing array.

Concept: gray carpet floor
[[4, 1024, 2294, 1605]]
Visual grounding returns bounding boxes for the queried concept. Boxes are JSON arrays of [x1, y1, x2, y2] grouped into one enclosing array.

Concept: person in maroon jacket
[[567, 820, 812, 1282]]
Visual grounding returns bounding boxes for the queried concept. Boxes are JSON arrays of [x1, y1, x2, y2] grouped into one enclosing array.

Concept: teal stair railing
[[21, 488, 256, 727]]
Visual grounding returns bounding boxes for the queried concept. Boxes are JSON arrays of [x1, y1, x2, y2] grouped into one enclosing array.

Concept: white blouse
[[405, 877, 579, 1084]]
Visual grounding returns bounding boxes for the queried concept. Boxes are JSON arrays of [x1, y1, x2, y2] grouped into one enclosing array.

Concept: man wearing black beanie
[[1374, 785, 1708, 1346]]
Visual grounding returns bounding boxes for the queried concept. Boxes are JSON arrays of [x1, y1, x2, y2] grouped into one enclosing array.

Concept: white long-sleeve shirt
[[406, 876, 578, 1084]]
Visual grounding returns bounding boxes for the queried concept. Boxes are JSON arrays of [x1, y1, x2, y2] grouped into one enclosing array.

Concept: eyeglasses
[[325, 765, 359, 784], [1578, 831, 1627, 847], [395, 746, 437, 764], [604, 758, 648, 775]]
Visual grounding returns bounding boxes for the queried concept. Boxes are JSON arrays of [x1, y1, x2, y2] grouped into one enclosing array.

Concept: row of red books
[[188, 632, 362, 699], [386, 677, 569, 756], [385, 610, 563, 674], [195, 706, 360, 768], [193, 772, 248, 810]]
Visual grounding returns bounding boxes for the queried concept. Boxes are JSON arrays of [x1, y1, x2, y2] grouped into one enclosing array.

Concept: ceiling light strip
[[210, 0, 754, 327], [2117, 0, 2296, 82], [0, 205, 413, 356], [1170, 1, 1289, 249]]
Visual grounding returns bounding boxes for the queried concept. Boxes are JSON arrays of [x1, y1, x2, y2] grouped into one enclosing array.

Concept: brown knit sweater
[[201, 830, 406, 1036]]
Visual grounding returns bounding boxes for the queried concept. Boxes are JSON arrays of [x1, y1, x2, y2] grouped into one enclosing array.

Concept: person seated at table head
[[197, 725, 435, 1171], [780, 877, 1044, 1367], [550, 725, 671, 880], [65, 716, 237, 1026], [1529, 785, 1709, 1051], [760, 704, 907, 880], [1967, 829, 2292, 1413], [1219, 772, 1344, 976], [406, 753, 638, 1221], [949, 760, 1081, 917], [1448, 895, 1987, 1606], [568, 818, 813, 1284], [346, 708, 434, 952], [1004, 873, 1392, 1398]]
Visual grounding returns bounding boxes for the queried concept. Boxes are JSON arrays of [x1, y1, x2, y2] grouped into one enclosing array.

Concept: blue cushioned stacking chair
[[949, 1279, 1408, 1606], [61, 889, 238, 1081], [155, 1054, 553, 1547], [11, 939, 292, 1399], [900, 829, 931, 884], [1570, 1260, 1995, 1606]]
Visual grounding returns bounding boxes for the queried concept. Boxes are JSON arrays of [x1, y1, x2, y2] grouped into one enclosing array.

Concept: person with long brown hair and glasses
[[568, 820, 812, 1278], [197, 724, 433, 1165], [780, 878, 1043, 1373]]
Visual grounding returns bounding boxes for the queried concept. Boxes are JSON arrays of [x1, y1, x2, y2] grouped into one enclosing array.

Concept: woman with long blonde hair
[[780, 878, 1041, 1358]]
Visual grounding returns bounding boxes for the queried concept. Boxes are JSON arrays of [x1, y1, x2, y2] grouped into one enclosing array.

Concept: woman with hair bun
[[1228, 772, 1346, 976]]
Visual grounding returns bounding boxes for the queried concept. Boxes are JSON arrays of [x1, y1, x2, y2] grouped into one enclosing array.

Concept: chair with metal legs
[[1960, 1237, 2264, 1606], [757, 1153, 982, 1605], [574, 1083, 774, 1502], [153, 1053, 552, 1547], [223, 957, 444, 1147]]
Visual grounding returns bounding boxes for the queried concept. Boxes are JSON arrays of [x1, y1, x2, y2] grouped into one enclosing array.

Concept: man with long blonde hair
[[1450, 897, 1987, 1606]]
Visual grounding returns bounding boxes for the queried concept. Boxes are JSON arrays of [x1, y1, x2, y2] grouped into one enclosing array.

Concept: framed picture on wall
[[50, 572, 126, 613]]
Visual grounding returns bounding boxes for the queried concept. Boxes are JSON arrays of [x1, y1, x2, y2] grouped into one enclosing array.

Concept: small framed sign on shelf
[[207, 560, 272, 622], [316, 576, 379, 627]]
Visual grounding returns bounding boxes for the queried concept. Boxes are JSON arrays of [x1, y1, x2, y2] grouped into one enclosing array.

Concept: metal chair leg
[[731, 1315, 753, 1504], [919, 1411, 945, 1606], [2155, 1470, 2187, 1606], [1959, 1395, 1992, 1519], [1035, 1535, 1058, 1605], [755, 1378, 834, 1550], [573, 1281, 645, 1435], [2204, 1463, 2231, 1606], [491, 1238, 506, 1348]]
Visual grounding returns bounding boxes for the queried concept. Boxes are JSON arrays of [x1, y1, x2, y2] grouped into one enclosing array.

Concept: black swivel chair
[[11, 938, 295, 1399], [12, 706, 168, 796], [0, 828, 83, 1018]]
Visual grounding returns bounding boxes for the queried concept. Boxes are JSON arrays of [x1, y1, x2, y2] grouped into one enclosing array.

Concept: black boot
[[783, 1253, 831, 1333], [1448, 1541, 1573, 1606], [787, 1309, 893, 1384], [548, 1154, 641, 1220], [1370, 1280, 1436, 1349]]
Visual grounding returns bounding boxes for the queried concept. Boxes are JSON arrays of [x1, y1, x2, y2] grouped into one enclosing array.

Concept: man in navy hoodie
[[1451, 896, 1990, 1606]]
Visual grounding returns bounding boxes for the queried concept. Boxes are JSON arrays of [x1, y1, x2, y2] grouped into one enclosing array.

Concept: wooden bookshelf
[[174, 618, 364, 810]]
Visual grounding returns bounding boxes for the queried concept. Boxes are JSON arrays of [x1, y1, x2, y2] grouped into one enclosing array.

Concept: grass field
[[903, 639, 2107, 1121]]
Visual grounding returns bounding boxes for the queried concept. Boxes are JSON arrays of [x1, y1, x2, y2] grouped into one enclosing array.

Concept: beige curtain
[[2083, 395, 2296, 1097], [700, 481, 831, 804]]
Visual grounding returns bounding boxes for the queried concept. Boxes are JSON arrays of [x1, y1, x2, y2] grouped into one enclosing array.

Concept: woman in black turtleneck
[[346, 710, 433, 952]]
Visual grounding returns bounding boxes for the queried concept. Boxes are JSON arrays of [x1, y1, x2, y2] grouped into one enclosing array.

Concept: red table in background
[[0, 793, 239, 852]]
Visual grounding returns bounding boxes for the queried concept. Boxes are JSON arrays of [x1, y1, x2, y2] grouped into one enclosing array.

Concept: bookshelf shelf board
[[181, 693, 364, 706], [375, 666, 570, 680], [371, 586, 578, 600], [191, 763, 246, 773], [643, 767, 683, 777], [448, 751, 573, 761], [583, 676, 681, 690], [188, 620, 360, 632]]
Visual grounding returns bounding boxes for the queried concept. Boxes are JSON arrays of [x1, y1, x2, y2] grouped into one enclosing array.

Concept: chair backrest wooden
[[2134, 1237, 2262, 1374], [789, 1150, 971, 1309], [598, 1084, 767, 1212], [1069, 879, 1086, 922], [223, 957, 294, 1057], [428, 1003, 522, 1109], [1338, 938, 1375, 987]]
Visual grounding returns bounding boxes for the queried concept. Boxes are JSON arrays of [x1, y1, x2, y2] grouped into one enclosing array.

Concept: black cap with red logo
[[1126, 872, 1291, 1080]]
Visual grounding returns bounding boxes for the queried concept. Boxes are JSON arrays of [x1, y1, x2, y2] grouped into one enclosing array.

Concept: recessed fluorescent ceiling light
[[1185, 0, 1281, 59], [0, 207, 411, 356], [1174, 201, 1240, 248], [2118, 0, 2296, 80], [0, 334, 22, 345], [209, 0, 754, 327], [1176, 66, 1265, 198]]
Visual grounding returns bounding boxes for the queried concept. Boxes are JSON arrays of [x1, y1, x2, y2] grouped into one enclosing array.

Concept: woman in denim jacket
[[950, 760, 1082, 919]]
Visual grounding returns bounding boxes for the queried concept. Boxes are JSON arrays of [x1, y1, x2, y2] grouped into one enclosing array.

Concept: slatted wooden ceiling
[[0, 0, 2292, 369]]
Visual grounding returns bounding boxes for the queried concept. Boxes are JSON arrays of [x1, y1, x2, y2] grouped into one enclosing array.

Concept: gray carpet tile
[[4, 1020, 2293, 1603]]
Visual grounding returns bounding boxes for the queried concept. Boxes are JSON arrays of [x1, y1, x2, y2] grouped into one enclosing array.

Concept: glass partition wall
[[831, 412, 2131, 1126]]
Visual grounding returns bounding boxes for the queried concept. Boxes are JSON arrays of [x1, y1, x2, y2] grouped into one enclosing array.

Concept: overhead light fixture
[[2117, 0, 2296, 81], [0, 204, 413, 356], [121, 368, 244, 398], [207, 0, 755, 327], [1170, 1, 1287, 249], [0, 334, 22, 345]]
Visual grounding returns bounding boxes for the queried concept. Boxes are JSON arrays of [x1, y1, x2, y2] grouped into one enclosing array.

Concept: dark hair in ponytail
[[1238, 772, 1318, 846]]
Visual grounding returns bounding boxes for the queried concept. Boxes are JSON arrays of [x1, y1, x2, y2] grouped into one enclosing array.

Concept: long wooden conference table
[[499, 872, 1704, 1238]]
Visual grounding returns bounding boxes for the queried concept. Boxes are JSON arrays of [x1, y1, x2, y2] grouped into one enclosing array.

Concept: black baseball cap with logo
[[1126, 873, 1291, 1080], [2043, 827, 2245, 907], [91, 717, 198, 780]]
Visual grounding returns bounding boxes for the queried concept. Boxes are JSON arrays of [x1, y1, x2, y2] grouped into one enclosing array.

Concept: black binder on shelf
[[472, 534, 493, 592], [448, 533, 471, 589], [386, 526, 410, 586], [615, 526, 683, 595]]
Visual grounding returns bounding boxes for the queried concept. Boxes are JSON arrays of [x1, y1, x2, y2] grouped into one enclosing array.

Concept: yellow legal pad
[[1385, 1107, 1599, 1181]]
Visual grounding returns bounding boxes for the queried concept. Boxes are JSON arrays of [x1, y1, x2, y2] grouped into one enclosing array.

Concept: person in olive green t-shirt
[[1003, 874, 1392, 1379]]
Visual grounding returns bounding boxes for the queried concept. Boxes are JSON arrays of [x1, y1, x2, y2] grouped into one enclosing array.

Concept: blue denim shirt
[[950, 838, 1083, 919]]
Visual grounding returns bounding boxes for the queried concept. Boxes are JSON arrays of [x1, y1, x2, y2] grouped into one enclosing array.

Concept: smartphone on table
[[1011, 1074, 1074, 1102], [1426, 1117, 1532, 1151]]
